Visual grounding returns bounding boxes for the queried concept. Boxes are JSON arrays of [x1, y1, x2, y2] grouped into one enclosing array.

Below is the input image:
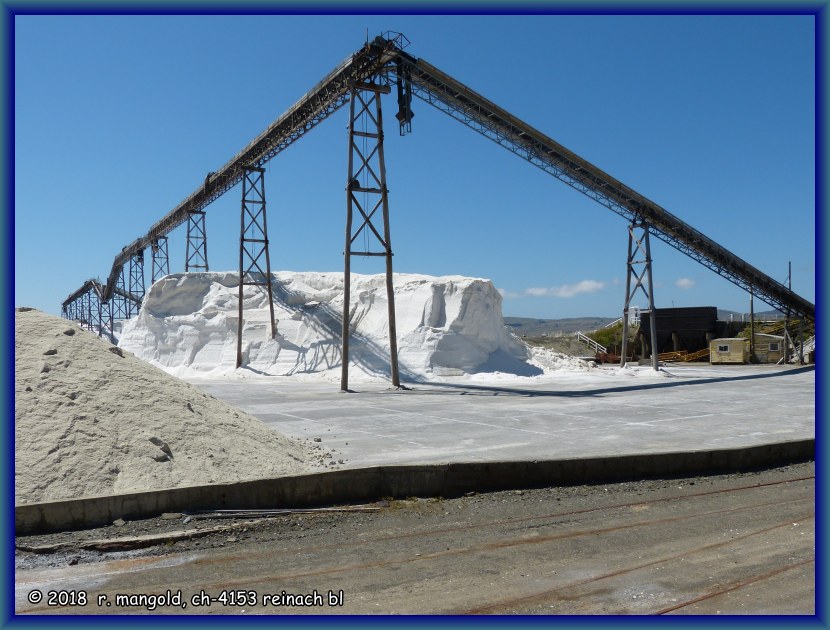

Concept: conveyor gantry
[[62, 32, 814, 324], [90, 35, 403, 304], [388, 51, 814, 322]]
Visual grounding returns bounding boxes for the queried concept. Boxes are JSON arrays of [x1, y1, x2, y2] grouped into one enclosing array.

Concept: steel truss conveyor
[[62, 32, 814, 325], [85, 35, 405, 306], [388, 50, 814, 322]]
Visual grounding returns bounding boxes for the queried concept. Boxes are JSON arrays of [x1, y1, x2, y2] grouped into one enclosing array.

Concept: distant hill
[[506, 310, 788, 338], [504, 316, 617, 336]]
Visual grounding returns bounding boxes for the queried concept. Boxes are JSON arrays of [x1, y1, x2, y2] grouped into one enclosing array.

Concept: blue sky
[[14, 13, 815, 319]]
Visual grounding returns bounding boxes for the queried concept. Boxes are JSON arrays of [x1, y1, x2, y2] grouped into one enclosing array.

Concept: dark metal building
[[637, 307, 719, 355]]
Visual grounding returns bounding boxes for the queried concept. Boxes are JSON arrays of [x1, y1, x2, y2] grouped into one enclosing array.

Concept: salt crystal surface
[[118, 271, 593, 381]]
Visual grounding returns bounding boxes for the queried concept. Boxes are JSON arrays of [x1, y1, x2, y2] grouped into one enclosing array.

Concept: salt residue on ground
[[14, 308, 328, 504], [118, 271, 593, 381]]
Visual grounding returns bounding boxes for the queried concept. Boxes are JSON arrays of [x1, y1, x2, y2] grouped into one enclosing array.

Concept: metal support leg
[[750, 290, 756, 362], [151, 236, 169, 283], [797, 319, 804, 365], [79, 292, 87, 330], [94, 291, 104, 337], [185, 210, 209, 272], [113, 265, 131, 320], [82, 290, 94, 332], [341, 80, 401, 391], [129, 251, 145, 310], [620, 220, 660, 370], [98, 296, 113, 340], [236, 166, 277, 369]]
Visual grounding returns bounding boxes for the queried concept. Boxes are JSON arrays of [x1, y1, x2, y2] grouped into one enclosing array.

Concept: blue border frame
[[815, 0, 826, 625], [5, 2, 825, 628]]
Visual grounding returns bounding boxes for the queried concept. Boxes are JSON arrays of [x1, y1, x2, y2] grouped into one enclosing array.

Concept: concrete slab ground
[[15, 364, 815, 533], [189, 364, 815, 469], [15, 365, 815, 615]]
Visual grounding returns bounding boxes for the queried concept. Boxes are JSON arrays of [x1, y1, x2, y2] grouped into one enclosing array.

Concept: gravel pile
[[14, 308, 327, 504]]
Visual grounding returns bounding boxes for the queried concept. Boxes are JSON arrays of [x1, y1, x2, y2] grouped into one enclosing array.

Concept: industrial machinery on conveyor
[[62, 32, 814, 327]]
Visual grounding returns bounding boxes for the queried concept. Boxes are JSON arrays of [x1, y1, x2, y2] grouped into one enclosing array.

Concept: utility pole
[[783, 261, 791, 364], [749, 289, 755, 362]]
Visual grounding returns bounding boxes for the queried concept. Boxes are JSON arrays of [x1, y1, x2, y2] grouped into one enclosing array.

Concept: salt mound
[[118, 271, 585, 380], [14, 308, 325, 504]]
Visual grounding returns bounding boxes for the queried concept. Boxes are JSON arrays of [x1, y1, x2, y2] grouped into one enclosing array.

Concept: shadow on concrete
[[397, 365, 816, 398]]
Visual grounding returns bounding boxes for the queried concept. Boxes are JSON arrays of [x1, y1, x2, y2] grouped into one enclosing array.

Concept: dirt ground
[[16, 461, 814, 616]]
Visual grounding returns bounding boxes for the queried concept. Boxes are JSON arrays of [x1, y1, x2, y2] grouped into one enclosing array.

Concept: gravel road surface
[[16, 462, 814, 616]]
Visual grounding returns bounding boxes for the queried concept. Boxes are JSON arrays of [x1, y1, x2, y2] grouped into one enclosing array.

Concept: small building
[[753, 333, 785, 364], [710, 338, 749, 365], [638, 306, 718, 356]]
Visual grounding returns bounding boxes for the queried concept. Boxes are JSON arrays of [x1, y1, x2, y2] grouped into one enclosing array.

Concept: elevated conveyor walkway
[[62, 33, 814, 324]]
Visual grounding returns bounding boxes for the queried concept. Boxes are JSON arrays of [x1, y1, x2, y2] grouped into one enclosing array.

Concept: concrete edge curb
[[16, 439, 814, 535]]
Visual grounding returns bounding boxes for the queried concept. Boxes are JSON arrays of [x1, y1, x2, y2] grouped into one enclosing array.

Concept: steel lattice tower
[[620, 221, 660, 370], [112, 267, 131, 320], [341, 81, 401, 391], [185, 210, 209, 272], [129, 251, 145, 307], [151, 237, 169, 283], [236, 166, 277, 369]]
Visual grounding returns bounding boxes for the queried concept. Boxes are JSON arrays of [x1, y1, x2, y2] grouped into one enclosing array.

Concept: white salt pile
[[118, 271, 593, 380], [14, 308, 326, 504]]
